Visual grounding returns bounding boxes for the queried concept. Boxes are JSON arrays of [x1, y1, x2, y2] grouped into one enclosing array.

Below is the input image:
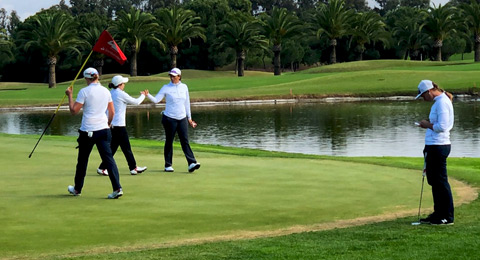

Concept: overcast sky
[[1, 0, 450, 21]]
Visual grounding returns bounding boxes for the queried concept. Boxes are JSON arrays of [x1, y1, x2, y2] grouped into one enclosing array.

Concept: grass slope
[[2, 60, 480, 107], [0, 133, 463, 259]]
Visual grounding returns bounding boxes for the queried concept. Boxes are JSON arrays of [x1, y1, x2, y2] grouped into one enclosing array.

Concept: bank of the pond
[[1, 94, 478, 112]]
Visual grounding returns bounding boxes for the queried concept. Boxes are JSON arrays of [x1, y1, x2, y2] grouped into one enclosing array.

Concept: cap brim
[[169, 73, 179, 76]]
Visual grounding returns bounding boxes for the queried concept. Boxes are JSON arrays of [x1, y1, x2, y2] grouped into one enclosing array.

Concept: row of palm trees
[[8, 0, 480, 87]]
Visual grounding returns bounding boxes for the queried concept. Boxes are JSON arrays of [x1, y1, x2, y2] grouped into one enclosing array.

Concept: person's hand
[[189, 119, 197, 128], [141, 89, 149, 95], [65, 86, 73, 96], [419, 120, 432, 129]]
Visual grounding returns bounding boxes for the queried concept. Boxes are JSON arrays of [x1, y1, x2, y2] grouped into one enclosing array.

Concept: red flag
[[93, 30, 127, 65]]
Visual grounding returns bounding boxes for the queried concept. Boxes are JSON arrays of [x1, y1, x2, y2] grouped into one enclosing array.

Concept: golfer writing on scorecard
[[96, 75, 148, 176], [415, 79, 454, 225], [65, 68, 123, 199], [146, 68, 200, 173]]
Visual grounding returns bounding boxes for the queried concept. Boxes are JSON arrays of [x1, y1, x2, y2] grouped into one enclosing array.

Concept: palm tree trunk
[[130, 44, 137, 76], [434, 39, 442, 61], [94, 59, 104, 76], [475, 34, 480, 62], [131, 51, 138, 76], [330, 39, 337, 64], [170, 46, 178, 69], [273, 44, 281, 76], [237, 51, 245, 77], [47, 56, 57, 88], [355, 44, 364, 61]]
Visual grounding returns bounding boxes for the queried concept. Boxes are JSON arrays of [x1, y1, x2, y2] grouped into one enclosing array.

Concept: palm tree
[[19, 11, 81, 88], [81, 26, 106, 75], [349, 11, 390, 61], [390, 7, 428, 60], [0, 28, 13, 61], [111, 7, 164, 76], [460, 0, 480, 62], [312, 0, 354, 64], [423, 4, 457, 61], [261, 7, 302, 76], [217, 20, 269, 77], [156, 6, 206, 69]]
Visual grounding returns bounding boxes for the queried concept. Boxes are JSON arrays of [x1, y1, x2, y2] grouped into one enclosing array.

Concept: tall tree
[[261, 7, 302, 75], [460, 0, 480, 62], [156, 6, 206, 69], [111, 7, 164, 76], [7, 11, 21, 36], [18, 11, 82, 87], [390, 7, 428, 60], [217, 19, 268, 76], [349, 11, 390, 61], [312, 0, 354, 64], [423, 3, 457, 61]]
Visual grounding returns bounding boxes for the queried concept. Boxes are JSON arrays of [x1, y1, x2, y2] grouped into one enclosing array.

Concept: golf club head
[[411, 221, 421, 226]]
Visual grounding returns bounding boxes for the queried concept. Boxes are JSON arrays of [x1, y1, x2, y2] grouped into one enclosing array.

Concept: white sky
[[0, 0, 450, 21]]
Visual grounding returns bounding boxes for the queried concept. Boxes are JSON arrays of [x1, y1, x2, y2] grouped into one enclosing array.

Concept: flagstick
[[29, 50, 94, 158]]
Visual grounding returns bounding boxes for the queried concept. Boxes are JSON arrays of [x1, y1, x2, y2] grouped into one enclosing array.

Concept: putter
[[412, 152, 427, 226], [411, 175, 425, 225]]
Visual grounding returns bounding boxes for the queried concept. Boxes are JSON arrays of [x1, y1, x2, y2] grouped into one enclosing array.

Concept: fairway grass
[[0, 134, 476, 259]]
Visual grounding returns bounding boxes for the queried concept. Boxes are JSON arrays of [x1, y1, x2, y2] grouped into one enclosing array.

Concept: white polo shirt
[[110, 88, 145, 127], [147, 81, 191, 120], [76, 83, 112, 131], [425, 93, 454, 145]]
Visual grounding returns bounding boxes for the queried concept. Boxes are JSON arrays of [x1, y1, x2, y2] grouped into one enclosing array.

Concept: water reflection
[[1, 100, 480, 157]]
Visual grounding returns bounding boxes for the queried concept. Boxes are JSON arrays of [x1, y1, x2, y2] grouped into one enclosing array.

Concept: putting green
[[0, 134, 463, 259]]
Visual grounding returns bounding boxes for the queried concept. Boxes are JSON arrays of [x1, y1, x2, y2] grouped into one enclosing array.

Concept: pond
[[1, 99, 480, 157]]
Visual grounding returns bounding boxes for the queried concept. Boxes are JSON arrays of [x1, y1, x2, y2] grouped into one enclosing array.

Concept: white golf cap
[[83, 67, 99, 79], [168, 68, 181, 76], [416, 80, 434, 99], [111, 75, 129, 86]]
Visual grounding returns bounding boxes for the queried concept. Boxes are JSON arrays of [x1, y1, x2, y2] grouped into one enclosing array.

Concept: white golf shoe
[[67, 185, 80, 196], [188, 162, 201, 173], [130, 166, 147, 175], [97, 168, 108, 176], [107, 189, 123, 199]]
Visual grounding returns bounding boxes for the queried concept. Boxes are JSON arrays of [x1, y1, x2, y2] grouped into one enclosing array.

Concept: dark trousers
[[424, 145, 454, 222], [75, 129, 121, 192], [99, 126, 136, 171], [162, 115, 196, 167]]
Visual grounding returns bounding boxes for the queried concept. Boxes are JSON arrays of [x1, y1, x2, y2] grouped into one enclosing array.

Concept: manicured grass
[[2, 60, 480, 107], [3, 133, 473, 259]]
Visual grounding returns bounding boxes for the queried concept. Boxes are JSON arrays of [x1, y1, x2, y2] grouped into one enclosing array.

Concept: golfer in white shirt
[[97, 75, 148, 176], [147, 68, 200, 173], [65, 68, 123, 199], [415, 80, 454, 225]]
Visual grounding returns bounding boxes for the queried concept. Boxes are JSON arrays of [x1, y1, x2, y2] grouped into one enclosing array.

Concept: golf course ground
[[1, 59, 480, 259], [0, 133, 478, 259]]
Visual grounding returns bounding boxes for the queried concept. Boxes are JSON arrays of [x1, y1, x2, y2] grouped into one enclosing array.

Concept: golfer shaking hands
[[415, 79, 454, 225], [97, 75, 148, 176], [65, 67, 123, 199], [146, 68, 200, 173]]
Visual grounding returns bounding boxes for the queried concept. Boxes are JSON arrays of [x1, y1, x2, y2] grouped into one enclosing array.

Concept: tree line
[[0, 0, 479, 87]]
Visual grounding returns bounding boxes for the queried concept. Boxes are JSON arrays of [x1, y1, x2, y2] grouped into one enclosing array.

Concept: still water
[[1, 99, 480, 157]]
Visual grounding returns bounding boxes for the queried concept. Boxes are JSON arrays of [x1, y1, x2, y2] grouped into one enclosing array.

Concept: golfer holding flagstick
[[65, 68, 123, 199], [415, 79, 454, 225]]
